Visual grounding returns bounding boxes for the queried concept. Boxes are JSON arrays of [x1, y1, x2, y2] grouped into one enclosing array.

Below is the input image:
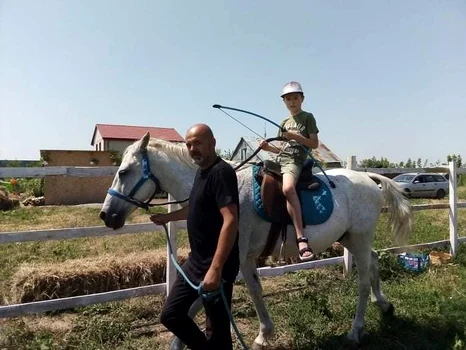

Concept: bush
[[16, 178, 44, 197], [459, 174, 466, 187]]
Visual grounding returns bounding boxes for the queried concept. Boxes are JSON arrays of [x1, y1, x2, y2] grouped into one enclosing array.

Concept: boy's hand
[[259, 140, 269, 150], [150, 213, 171, 225], [282, 131, 298, 141]]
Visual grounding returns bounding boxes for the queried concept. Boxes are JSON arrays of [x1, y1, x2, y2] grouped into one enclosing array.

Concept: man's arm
[[211, 203, 239, 271], [202, 204, 239, 291], [150, 205, 189, 225]]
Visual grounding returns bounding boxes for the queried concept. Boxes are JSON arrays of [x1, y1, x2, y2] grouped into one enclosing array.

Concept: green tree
[[6, 160, 21, 167], [447, 154, 463, 168], [360, 157, 394, 168], [216, 148, 233, 159]]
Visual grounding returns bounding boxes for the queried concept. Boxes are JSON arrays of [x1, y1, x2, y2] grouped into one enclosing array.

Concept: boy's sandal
[[297, 237, 314, 262]]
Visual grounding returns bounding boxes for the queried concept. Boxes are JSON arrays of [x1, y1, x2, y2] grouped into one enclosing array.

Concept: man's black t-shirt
[[186, 156, 240, 283]]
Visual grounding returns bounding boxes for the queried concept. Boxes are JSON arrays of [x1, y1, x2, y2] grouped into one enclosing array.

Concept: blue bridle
[[107, 150, 161, 211]]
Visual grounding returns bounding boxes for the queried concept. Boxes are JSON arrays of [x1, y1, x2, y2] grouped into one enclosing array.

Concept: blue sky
[[1, 0, 465, 164]]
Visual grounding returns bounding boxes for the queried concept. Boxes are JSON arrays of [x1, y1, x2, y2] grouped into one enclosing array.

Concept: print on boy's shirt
[[283, 120, 306, 134], [281, 120, 306, 157]]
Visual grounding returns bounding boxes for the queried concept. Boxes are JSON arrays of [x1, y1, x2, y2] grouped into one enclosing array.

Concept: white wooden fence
[[0, 160, 465, 319]]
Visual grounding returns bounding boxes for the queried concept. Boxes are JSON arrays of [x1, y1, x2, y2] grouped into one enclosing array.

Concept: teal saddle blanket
[[252, 165, 334, 225]]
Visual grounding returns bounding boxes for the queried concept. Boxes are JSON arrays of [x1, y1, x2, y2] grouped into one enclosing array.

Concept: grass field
[[0, 189, 465, 349]]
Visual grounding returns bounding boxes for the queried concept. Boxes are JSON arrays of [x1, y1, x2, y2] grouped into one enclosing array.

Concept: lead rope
[[161, 223, 249, 350]]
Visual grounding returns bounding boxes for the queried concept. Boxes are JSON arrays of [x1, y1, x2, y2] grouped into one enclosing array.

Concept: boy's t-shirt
[[277, 111, 319, 165]]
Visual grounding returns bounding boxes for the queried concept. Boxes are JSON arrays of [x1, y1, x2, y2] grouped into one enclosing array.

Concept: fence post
[[166, 194, 178, 295], [343, 156, 356, 276], [449, 161, 458, 257]]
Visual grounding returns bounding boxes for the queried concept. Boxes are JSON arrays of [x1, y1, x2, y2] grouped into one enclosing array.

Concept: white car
[[392, 173, 449, 199]]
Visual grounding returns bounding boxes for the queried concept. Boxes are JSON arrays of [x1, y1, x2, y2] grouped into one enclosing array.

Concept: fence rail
[[0, 159, 464, 319], [2, 165, 465, 179]]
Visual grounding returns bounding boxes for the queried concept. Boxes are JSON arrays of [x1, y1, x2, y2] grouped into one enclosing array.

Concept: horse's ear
[[139, 132, 150, 151]]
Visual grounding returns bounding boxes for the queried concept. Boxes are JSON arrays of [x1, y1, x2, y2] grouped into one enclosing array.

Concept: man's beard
[[191, 155, 204, 165]]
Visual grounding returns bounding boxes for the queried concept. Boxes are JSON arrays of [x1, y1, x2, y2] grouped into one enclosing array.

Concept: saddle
[[254, 159, 320, 259]]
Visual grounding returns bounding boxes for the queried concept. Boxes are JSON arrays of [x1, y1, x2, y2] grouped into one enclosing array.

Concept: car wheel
[[436, 189, 445, 199], [403, 189, 411, 198]]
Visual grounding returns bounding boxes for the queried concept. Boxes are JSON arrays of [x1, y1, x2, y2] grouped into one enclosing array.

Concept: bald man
[[151, 124, 240, 350]]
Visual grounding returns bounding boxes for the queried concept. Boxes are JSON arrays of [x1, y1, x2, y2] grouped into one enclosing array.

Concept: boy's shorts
[[278, 157, 302, 179]]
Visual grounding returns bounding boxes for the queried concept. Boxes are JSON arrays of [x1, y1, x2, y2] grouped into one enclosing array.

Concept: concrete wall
[[107, 140, 135, 154], [40, 150, 115, 205]]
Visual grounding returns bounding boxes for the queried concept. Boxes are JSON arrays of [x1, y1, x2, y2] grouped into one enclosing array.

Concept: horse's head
[[100, 132, 161, 229]]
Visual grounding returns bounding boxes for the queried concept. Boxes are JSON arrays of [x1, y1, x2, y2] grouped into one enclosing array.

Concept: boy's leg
[[282, 173, 313, 260], [160, 263, 208, 350], [204, 281, 234, 350]]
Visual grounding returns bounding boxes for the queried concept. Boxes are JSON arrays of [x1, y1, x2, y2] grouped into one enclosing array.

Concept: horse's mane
[[147, 138, 242, 170], [148, 138, 197, 169]]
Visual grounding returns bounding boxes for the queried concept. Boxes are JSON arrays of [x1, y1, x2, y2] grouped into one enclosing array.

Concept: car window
[[414, 176, 424, 183], [425, 175, 436, 183], [394, 175, 415, 183], [434, 175, 446, 182]]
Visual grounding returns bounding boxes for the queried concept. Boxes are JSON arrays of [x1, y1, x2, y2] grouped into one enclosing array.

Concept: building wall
[[231, 139, 266, 163], [93, 130, 104, 151], [106, 140, 135, 154], [40, 150, 115, 205]]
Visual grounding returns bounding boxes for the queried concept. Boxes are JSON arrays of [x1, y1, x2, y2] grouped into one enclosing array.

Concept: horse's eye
[[118, 169, 128, 176]]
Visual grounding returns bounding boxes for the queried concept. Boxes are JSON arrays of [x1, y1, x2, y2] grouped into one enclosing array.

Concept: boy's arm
[[292, 133, 319, 149], [282, 114, 319, 149], [260, 141, 281, 153]]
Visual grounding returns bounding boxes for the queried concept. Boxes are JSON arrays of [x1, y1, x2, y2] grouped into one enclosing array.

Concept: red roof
[[91, 124, 184, 145]]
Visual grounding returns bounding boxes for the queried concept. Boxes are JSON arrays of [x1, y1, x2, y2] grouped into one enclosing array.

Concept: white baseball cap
[[280, 81, 304, 97]]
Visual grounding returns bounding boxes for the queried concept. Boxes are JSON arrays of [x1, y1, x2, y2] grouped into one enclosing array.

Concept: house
[[91, 124, 184, 154], [230, 136, 342, 168]]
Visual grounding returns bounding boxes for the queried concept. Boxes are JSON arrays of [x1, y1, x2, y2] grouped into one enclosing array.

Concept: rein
[[161, 223, 249, 349]]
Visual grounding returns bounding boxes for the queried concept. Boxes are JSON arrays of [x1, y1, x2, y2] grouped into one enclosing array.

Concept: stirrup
[[307, 181, 320, 190]]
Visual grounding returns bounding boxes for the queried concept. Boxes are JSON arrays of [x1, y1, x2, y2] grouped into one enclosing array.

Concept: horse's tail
[[368, 173, 412, 245]]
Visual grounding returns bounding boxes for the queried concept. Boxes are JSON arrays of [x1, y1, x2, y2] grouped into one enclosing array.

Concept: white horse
[[100, 133, 412, 349]]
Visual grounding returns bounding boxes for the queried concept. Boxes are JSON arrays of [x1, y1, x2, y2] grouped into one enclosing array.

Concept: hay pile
[[9, 248, 190, 304], [0, 189, 19, 211]]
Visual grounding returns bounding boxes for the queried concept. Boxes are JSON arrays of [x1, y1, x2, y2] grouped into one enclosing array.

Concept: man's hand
[[202, 267, 222, 292], [150, 213, 171, 225]]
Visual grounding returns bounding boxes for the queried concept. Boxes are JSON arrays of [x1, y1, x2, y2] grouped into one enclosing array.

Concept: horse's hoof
[[251, 341, 271, 350], [383, 303, 395, 316]]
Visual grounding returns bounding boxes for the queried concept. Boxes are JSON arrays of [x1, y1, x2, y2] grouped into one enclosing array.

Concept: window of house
[[240, 148, 247, 160]]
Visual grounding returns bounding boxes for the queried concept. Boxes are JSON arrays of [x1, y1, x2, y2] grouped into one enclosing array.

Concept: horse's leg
[[241, 257, 274, 349], [341, 236, 372, 347], [169, 297, 203, 350], [369, 250, 394, 315]]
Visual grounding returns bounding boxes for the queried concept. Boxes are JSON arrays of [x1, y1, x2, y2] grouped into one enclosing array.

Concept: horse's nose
[[99, 211, 106, 221]]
